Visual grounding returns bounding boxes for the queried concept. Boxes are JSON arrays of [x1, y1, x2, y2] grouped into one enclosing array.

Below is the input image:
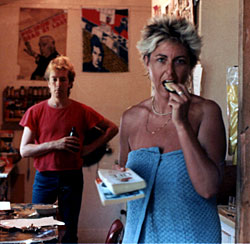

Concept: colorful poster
[[81, 8, 128, 72], [165, 0, 194, 23], [17, 8, 67, 80]]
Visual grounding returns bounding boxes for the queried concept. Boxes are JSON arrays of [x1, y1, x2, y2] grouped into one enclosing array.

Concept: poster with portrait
[[81, 8, 128, 73], [17, 8, 67, 80]]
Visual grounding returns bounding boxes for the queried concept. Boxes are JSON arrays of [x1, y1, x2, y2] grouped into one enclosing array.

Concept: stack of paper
[[0, 216, 64, 230]]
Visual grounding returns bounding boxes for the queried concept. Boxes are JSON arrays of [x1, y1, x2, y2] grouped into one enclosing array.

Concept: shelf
[[1, 122, 22, 130], [0, 163, 15, 178], [2, 86, 50, 130]]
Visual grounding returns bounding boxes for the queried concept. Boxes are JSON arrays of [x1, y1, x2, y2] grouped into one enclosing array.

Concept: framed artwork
[[17, 8, 67, 80], [153, 5, 162, 17], [81, 8, 128, 73], [165, 0, 194, 23]]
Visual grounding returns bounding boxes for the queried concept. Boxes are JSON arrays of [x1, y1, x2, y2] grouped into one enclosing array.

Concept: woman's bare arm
[[175, 100, 226, 198]]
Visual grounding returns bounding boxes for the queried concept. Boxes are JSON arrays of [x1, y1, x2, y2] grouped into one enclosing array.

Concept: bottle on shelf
[[19, 86, 26, 98], [9, 86, 14, 99], [3, 86, 10, 99]]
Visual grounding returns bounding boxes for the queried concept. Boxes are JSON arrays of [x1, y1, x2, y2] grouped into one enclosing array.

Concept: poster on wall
[[17, 8, 67, 81], [81, 8, 128, 73], [164, 0, 194, 23]]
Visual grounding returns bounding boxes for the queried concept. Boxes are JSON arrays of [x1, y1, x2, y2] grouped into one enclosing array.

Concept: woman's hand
[[112, 163, 126, 171], [168, 83, 191, 127]]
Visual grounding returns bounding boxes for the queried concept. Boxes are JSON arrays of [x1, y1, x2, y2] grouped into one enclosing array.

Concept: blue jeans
[[33, 169, 83, 243]]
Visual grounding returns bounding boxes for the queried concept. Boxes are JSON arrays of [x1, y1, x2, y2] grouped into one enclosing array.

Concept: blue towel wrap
[[122, 147, 221, 244]]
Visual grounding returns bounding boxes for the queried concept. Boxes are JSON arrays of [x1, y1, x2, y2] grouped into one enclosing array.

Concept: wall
[[0, 0, 151, 243], [199, 0, 239, 160]]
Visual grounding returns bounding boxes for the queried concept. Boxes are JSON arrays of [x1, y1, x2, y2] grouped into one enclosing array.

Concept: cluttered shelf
[[0, 129, 20, 173], [0, 152, 20, 178], [0, 152, 20, 201], [0, 130, 21, 201], [2, 86, 50, 130]]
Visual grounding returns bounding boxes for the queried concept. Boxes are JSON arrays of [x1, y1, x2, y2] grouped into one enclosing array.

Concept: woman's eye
[[157, 57, 166, 63], [175, 58, 187, 64]]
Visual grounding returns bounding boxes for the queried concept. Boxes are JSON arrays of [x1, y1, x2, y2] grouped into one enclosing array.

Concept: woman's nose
[[165, 61, 175, 78]]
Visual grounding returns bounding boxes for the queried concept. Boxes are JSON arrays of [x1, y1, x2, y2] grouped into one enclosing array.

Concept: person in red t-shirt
[[19, 55, 118, 243]]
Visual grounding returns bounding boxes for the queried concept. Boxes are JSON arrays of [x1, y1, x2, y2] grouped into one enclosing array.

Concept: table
[[0, 203, 62, 243]]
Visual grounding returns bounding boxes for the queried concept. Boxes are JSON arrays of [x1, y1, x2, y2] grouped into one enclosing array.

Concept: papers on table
[[0, 216, 64, 229], [0, 201, 11, 210]]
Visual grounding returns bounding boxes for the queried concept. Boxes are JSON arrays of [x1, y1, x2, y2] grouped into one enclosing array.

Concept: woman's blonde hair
[[137, 16, 202, 69]]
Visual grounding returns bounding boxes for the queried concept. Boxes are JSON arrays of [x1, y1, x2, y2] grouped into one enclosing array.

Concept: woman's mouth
[[162, 80, 177, 94]]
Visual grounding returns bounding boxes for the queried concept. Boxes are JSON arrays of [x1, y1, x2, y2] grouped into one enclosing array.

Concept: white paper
[[0, 216, 64, 229], [0, 201, 11, 210], [193, 63, 203, 95]]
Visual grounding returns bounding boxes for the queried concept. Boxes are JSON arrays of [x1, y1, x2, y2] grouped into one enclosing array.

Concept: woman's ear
[[144, 55, 149, 67], [144, 56, 151, 76]]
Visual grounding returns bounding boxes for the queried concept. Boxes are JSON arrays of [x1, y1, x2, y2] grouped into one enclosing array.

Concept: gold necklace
[[145, 111, 172, 135], [151, 96, 172, 116]]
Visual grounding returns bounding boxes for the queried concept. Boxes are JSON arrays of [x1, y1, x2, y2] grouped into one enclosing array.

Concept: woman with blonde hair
[[119, 16, 226, 243]]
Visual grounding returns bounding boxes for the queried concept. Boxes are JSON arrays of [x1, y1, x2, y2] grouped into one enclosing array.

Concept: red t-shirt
[[19, 99, 104, 172]]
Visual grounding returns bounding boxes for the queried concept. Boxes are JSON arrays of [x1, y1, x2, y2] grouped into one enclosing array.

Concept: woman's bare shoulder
[[191, 94, 222, 118], [122, 98, 151, 119]]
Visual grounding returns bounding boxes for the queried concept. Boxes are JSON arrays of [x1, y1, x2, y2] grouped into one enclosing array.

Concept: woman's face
[[145, 40, 191, 96]]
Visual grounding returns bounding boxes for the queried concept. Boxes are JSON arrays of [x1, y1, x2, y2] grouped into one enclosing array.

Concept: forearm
[[176, 122, 221, 198], [82, 124, 118, 156], [103, 124, 118, 144], [20, 141, 56, 158]]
